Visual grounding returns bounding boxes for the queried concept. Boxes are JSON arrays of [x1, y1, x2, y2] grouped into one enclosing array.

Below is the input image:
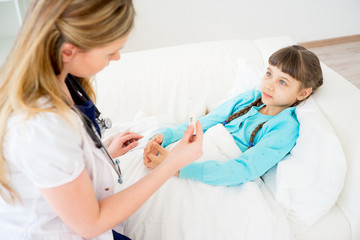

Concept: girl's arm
[[143, 90, 259, 165], [179, 116, 299, 186], [40, 121, 203, 239], [160, 90, 259, 147]]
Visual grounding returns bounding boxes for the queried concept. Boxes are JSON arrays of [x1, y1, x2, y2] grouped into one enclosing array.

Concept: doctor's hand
[[143, 134, 164, 164], [108, 131, 143, 158], [145, 121, 203, 176]]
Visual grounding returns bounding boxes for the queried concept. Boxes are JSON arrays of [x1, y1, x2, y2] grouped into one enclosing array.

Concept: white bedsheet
[[110, 115, 293, 240]]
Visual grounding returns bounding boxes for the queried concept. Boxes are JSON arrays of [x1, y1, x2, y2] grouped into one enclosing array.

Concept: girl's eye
[[279, 80, 287, 86], [266, 72, 271, 77]]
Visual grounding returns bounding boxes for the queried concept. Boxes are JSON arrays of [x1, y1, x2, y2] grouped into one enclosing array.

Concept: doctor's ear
[[61, 43, 78, 63]]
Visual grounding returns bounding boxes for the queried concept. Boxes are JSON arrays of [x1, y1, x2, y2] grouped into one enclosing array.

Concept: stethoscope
[[65, 75, 123, 184]]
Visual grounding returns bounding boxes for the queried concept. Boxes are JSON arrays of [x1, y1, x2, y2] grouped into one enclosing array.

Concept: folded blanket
[[167, 123, 242, 163]]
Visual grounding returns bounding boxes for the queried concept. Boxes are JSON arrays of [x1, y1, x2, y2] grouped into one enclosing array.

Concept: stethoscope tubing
[[80, 111, 123, 184], [66, 74, 123, 184]]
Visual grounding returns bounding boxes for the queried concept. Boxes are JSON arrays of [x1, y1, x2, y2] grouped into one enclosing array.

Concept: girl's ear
[[61, 43, 78, 63], [297, 87, 313, 101]]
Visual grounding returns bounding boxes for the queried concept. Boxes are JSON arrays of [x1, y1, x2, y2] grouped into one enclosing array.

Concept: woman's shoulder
[[7, 96, 80, 130], [4, 110, 86, 189], [7, 109, 82, 141]]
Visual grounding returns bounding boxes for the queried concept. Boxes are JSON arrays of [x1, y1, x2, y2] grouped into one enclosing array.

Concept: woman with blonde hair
[[0, 0, 203, 239]]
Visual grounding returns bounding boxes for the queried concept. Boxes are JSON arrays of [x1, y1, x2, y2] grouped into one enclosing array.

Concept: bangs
[[268, 46, 306, 82]]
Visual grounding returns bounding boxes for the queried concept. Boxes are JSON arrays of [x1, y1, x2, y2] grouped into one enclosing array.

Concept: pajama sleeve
[[160, 90, 260, 147], [179, 113, 299, 186]]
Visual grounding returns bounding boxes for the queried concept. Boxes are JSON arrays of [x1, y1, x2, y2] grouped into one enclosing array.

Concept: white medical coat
[[0, 109, 118, 239]]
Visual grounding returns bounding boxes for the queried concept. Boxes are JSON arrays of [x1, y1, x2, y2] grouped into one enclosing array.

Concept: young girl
[[144, 45, 323, 186], [0, 0, 203, 239]]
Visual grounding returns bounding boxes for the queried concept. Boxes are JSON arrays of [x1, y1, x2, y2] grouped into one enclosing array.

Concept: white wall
[[123, 0, 360, 52], [0, 0, 29, 64], [1, 0, 359, 59], [0, 1, 21, 38]]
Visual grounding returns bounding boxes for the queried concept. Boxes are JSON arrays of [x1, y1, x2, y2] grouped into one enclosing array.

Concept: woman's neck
[[57, 68, 74, 104]]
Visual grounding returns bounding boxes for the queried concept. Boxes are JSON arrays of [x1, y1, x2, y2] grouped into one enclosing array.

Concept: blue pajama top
[[160, 90, 299, 186]]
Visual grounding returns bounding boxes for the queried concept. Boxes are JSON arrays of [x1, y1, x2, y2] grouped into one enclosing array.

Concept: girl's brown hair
[[224, 45, 323, 148], [0, 0, 135, 204], [269, 45, 323, 93]]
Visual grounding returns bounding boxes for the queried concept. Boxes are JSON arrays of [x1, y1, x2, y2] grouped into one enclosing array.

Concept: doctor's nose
[[110, 52, 121, 61]]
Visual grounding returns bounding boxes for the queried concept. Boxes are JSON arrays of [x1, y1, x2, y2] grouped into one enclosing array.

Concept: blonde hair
[[0, 0, 135, 204]]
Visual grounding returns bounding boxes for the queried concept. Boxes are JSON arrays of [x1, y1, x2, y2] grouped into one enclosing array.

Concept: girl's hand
[[108, 131, 143, 158], [145, 121, 203, 175], [144, 142, 168, 169], [143, 134, 164, 164]]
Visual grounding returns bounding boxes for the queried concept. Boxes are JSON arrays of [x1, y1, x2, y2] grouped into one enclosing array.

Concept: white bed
[[95, 36, 360, 240]]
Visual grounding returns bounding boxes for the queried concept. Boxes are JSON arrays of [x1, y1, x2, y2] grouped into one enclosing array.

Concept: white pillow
[[267, 97, 346, 233], [228, 58, 264, 98], [231, 58, 347, 234]]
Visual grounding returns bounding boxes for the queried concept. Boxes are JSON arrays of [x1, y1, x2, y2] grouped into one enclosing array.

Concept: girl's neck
[[259, 105, 286, 116]]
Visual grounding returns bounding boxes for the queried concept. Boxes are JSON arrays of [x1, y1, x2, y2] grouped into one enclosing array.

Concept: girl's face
[[260, 65, 312, 115], [67, 34, 129, 77]]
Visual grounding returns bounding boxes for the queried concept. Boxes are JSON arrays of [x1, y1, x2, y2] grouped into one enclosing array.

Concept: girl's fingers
[[147, 152, 160, 162], [145, 143, 152, 153], [144, 134, 162, 154], [150, 142, 158, 155], [143, 150, 150, 165], [143, 155, 151, 167], [145, 160, 156, 169], [152, 142, 167, 156], [147, 143, 167, 165], [143, 152, 151, 164], [154, 134, 163, 143]]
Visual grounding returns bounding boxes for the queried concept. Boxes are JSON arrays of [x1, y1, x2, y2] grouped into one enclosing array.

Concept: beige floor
[[302, 37, 360, 89]]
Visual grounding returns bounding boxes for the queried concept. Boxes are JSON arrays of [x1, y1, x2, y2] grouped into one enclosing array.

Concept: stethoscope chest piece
[[118, 177, 123, 184], [115, 159, 123, 184]]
